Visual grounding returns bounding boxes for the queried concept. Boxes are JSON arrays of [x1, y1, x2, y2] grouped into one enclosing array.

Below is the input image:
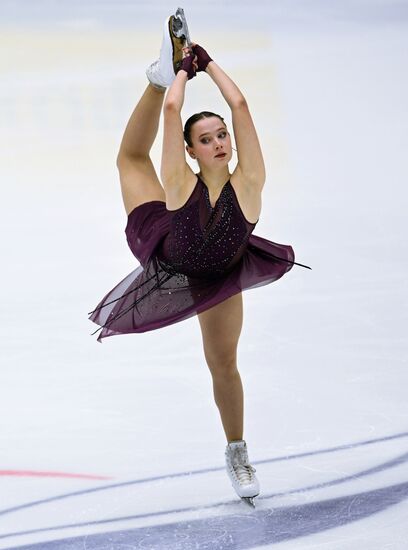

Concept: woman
[[88, 10, 311, 506]]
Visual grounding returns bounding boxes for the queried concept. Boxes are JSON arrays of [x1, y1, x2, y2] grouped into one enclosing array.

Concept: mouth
[[215, 153, 227, 158]]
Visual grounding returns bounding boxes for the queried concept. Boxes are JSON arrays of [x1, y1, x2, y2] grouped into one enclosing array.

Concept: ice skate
[[146, 8, 191, 89], [225, 440, 260, 507]]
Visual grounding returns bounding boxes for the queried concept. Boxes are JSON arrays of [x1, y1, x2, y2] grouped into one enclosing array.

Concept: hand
[[179, 47, 198, 80], [191, 43, 213, 72]]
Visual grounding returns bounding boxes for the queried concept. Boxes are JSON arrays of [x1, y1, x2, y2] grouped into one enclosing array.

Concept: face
[[186, 117, 232, 168]]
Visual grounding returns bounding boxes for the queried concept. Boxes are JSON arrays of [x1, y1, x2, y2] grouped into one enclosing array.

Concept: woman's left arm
[[206, 61, 266, 190]]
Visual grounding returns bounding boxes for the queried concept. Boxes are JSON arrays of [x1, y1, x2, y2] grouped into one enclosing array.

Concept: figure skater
[[88, 8, 311, 507]]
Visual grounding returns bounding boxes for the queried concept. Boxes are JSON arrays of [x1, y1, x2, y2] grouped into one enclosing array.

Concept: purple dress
[[88, 174, 311, 342]]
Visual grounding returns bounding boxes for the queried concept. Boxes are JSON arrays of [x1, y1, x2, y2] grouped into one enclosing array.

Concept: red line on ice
[[0, 470, 113, 480]]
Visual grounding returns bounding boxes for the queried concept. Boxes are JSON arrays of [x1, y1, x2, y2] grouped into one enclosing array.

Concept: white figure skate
[[225, 440, 260, 507], [146, 8, 192, 90]]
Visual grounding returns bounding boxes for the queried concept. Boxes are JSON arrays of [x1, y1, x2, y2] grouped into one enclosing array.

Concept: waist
[[157, 248, 243, 280]]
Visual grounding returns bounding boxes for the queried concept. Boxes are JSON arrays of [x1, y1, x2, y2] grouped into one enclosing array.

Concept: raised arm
[[160, 56, 196, 189], [204, 56, 266, 190]]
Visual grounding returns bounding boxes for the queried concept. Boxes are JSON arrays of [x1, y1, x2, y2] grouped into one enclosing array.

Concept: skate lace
[[233, 463, 257, 484]]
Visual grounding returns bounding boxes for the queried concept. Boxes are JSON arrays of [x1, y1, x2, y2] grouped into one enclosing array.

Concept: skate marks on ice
[[1, 431, 407, 549], [6, 484, 408, 549]]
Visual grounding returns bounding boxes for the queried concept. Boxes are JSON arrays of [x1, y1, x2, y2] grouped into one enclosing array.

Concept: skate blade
[[174, 7, 192, 47], [168, 13, 187, 73], [242, 496, 256, 508]]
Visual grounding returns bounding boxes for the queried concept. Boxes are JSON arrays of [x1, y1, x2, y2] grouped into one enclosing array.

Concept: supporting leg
[[197, 293, 244, 443], [211, 362, 244, 442], [198, 293, 260, 503]]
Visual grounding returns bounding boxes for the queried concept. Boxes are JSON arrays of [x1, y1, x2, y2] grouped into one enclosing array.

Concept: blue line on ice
[[8, 482, 408, 550], [1, 431, 407, 544], [0, 431, 406, 519]]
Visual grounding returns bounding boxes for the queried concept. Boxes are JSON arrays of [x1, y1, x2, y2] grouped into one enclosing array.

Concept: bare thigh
[[197, 292, 243, 375], [117, 155, 166, 215]]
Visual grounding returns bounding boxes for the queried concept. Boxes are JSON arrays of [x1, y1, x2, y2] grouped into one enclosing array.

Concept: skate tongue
[[228, 440, 246, 449], [230, 445, 248, 467]]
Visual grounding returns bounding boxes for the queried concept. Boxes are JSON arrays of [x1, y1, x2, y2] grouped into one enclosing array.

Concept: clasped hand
[[179, 43, 213, 80]]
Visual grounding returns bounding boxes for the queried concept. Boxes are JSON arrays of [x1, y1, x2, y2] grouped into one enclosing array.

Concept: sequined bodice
[[157, 175, 257, 279]]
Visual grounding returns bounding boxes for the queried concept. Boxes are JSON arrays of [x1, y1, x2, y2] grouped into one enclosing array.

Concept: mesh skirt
[[88, 201, 311, 342]]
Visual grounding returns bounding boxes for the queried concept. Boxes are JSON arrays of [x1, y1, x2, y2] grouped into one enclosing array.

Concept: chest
[[201, 177, 261, 225], [163, 195, 251, 278], [166, 175, 261, 225]]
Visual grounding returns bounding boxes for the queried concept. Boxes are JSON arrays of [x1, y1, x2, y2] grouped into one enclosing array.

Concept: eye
[[219, 131, 227, 138], [200, 137, 210, 144]]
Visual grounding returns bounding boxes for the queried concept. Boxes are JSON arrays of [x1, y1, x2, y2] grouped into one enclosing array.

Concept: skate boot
[[225, 439, 260, 507], [146, 8, 191, 90]]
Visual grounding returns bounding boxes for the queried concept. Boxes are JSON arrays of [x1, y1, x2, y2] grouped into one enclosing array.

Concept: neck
[[197, 166, 231, 189]]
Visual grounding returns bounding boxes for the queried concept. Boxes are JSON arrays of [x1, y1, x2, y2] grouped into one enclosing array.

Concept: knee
[[205, 353, 238, 379]]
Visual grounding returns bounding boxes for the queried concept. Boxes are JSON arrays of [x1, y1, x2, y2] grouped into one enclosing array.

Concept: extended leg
[[117, 84, 166, 215], [118, 83, 165, 160], [116, 10, 191, 215]]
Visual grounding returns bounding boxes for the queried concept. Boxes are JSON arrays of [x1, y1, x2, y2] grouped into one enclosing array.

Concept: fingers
[[182, 46, 193, 55], [181, 48, 198, 72], [183, 43, 199, 56]]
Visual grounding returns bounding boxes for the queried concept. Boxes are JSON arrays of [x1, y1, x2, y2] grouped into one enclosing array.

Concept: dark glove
[[192, 44, 213, 72], [180, 54, 197, 80]]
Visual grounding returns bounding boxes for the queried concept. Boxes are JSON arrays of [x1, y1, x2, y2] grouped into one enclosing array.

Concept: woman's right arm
[[160, 68, 193, 188], [205, 61, 266, 190]]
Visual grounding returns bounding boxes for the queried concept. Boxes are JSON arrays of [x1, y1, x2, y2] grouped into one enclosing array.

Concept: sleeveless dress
[[88, 174, 311, 342]]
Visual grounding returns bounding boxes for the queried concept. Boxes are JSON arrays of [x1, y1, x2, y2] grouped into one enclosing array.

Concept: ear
[[186, 145, 197, 159]]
